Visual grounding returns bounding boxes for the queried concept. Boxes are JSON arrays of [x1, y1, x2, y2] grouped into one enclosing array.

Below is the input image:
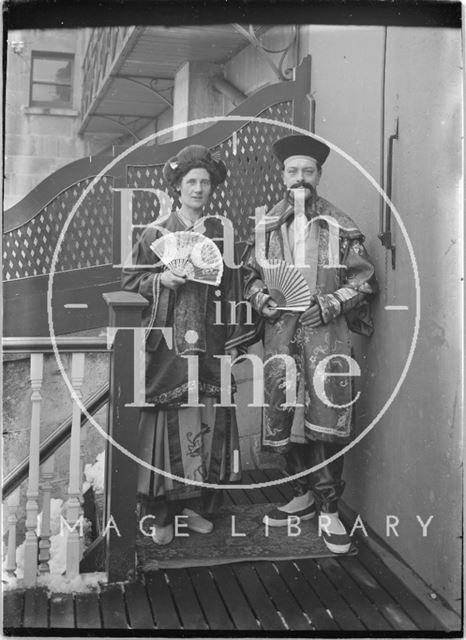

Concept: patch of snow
[[2, 574, 21, 591], [82, 451, 105, 495], [2, 571, 107, 594], [37, 571, 107, 593]]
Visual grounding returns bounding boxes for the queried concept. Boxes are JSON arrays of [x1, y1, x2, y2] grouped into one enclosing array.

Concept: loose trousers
[[284, 442, 345, 513]]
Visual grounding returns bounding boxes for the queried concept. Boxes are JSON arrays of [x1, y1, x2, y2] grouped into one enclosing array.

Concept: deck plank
[[226, 484, 253, 506], [247, 468, 288, 504], [275, 560, 339, 630], [210, 564, 260, 631], [124, 581, 154, 629], [241, 471, 270, 504], [75, 591, 102, 629], [338, 555, 418, 631], [318, 557, 394, 631], [188, 567, 234, 630], [222, 488, 235, 506], [297, 558, 365, 630], [356, 541, 442, 631], [254, 562, 312, 631], [3, 589, 24, 629], [145, 570, 181, 630], [23, 587, 48, 628], [100, 584, 128, 629], [262, 467, 295, 501], [232, 562, 286, 631], [164, 568, 208, 630], [49, 592, 75, 629]]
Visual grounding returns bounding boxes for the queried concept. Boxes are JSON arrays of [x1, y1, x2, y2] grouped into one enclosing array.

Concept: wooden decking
[[3, 469, 461, 634]]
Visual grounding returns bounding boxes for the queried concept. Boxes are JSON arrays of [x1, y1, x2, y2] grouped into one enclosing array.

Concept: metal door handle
[[378, 117, 398, 269]]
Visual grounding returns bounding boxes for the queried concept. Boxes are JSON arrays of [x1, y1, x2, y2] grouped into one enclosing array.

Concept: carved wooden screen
[[3, 57, 311, 336]]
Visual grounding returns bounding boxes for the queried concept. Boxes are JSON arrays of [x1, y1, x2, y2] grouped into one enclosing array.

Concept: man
[[243, 134, 377, 553]]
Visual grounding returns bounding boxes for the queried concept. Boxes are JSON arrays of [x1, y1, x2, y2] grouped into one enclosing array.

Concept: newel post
[[103, 291, 149, 582]]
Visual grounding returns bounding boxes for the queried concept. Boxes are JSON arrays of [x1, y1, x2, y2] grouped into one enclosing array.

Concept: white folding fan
[[262, 260, 312, 311], [150, 231, 223, 286]]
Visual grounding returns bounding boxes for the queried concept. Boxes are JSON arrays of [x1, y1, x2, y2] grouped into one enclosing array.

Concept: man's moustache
[[288, 182, 315, 193]]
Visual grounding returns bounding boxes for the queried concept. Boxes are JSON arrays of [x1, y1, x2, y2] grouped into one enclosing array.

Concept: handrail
[[3, 337, 109, 353], [3, 156, 116, 233], [3, 382, 109, 498]]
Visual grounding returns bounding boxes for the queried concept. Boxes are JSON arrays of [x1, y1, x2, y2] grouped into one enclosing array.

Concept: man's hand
[[160, 270, 187, 290], [300, 302, 323, 328], [225, 347, 238, 358], [262, 299, 281, 320]]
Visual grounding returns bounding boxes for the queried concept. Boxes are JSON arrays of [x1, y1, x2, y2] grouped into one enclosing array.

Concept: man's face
[[282, 155, 321, 200]]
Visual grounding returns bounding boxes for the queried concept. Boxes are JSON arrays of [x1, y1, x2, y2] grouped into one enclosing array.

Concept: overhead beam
[[113, 73, 173, 82], [212, 76, 247, 107]]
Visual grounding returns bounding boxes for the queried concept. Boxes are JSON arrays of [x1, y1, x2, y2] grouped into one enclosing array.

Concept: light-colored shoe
[[151, 523, 174, 546], [320, 512, 351, 554], [182, 508, 214, 534]]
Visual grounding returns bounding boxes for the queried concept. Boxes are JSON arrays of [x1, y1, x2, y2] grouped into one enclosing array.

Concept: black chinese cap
[[163, 145, 227, 189], [273, 134, 330, 167]]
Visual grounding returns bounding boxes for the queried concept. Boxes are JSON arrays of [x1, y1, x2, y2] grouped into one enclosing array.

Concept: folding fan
[[262, 260, 312, 311], [150, 231, 223, 286]]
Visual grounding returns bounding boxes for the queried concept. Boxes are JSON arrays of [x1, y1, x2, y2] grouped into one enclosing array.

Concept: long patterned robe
[[243, 194, 377, 451], [122, 211, 255, 501]]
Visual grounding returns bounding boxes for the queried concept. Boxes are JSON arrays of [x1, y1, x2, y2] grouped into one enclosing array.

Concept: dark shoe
[[262, 503, 316, 527]]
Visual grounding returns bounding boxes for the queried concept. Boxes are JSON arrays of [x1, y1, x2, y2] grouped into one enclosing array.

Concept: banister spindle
[[23, 353, 44, 587], [5, 488, 20, 577], [65, 352, 85, 578], [38, 454, 55, 574]]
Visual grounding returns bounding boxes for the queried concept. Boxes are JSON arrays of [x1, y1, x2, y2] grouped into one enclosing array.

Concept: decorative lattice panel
[[213, 101, 293, 242], [3, 177, 113, 281], [127, 101, 293, 244], [126, 168, 170, 221], [3, 101, 293, 281]]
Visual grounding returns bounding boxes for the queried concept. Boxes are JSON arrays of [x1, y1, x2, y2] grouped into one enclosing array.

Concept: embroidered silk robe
[[122, 212, 256, 406], [243, 195, 377, 450]]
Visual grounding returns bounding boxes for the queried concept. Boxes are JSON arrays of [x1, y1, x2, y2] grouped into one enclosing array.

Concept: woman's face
[[178, 167, 212, 212]]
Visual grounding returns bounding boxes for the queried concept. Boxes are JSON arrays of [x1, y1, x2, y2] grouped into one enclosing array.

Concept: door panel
[[345, 26, 462, 611]]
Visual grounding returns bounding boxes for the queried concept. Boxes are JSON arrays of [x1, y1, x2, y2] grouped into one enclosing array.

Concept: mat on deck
[[137, 503, 357, 570]]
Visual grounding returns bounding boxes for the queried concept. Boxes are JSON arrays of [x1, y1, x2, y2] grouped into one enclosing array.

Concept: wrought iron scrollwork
[[232, 24, 298, 82]]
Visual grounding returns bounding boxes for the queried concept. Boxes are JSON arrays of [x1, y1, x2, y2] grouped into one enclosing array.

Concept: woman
[[122, 145, 254, 545]]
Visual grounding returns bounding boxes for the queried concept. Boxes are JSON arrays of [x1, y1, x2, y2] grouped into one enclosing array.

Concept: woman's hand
[[262, 299, 281, 320], [160, 270, 187, 290]]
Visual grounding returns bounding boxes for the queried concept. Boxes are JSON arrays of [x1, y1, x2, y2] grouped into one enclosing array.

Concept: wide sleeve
[[315, 235, 378, 335], [242, 239, 273, 315], [121, 227, 162, 301], [223, 242, 263, 352], [121, 227, 173, 348]]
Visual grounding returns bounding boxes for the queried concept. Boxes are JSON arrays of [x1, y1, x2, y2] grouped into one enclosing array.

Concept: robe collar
[[258, 190, 319, 233]]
